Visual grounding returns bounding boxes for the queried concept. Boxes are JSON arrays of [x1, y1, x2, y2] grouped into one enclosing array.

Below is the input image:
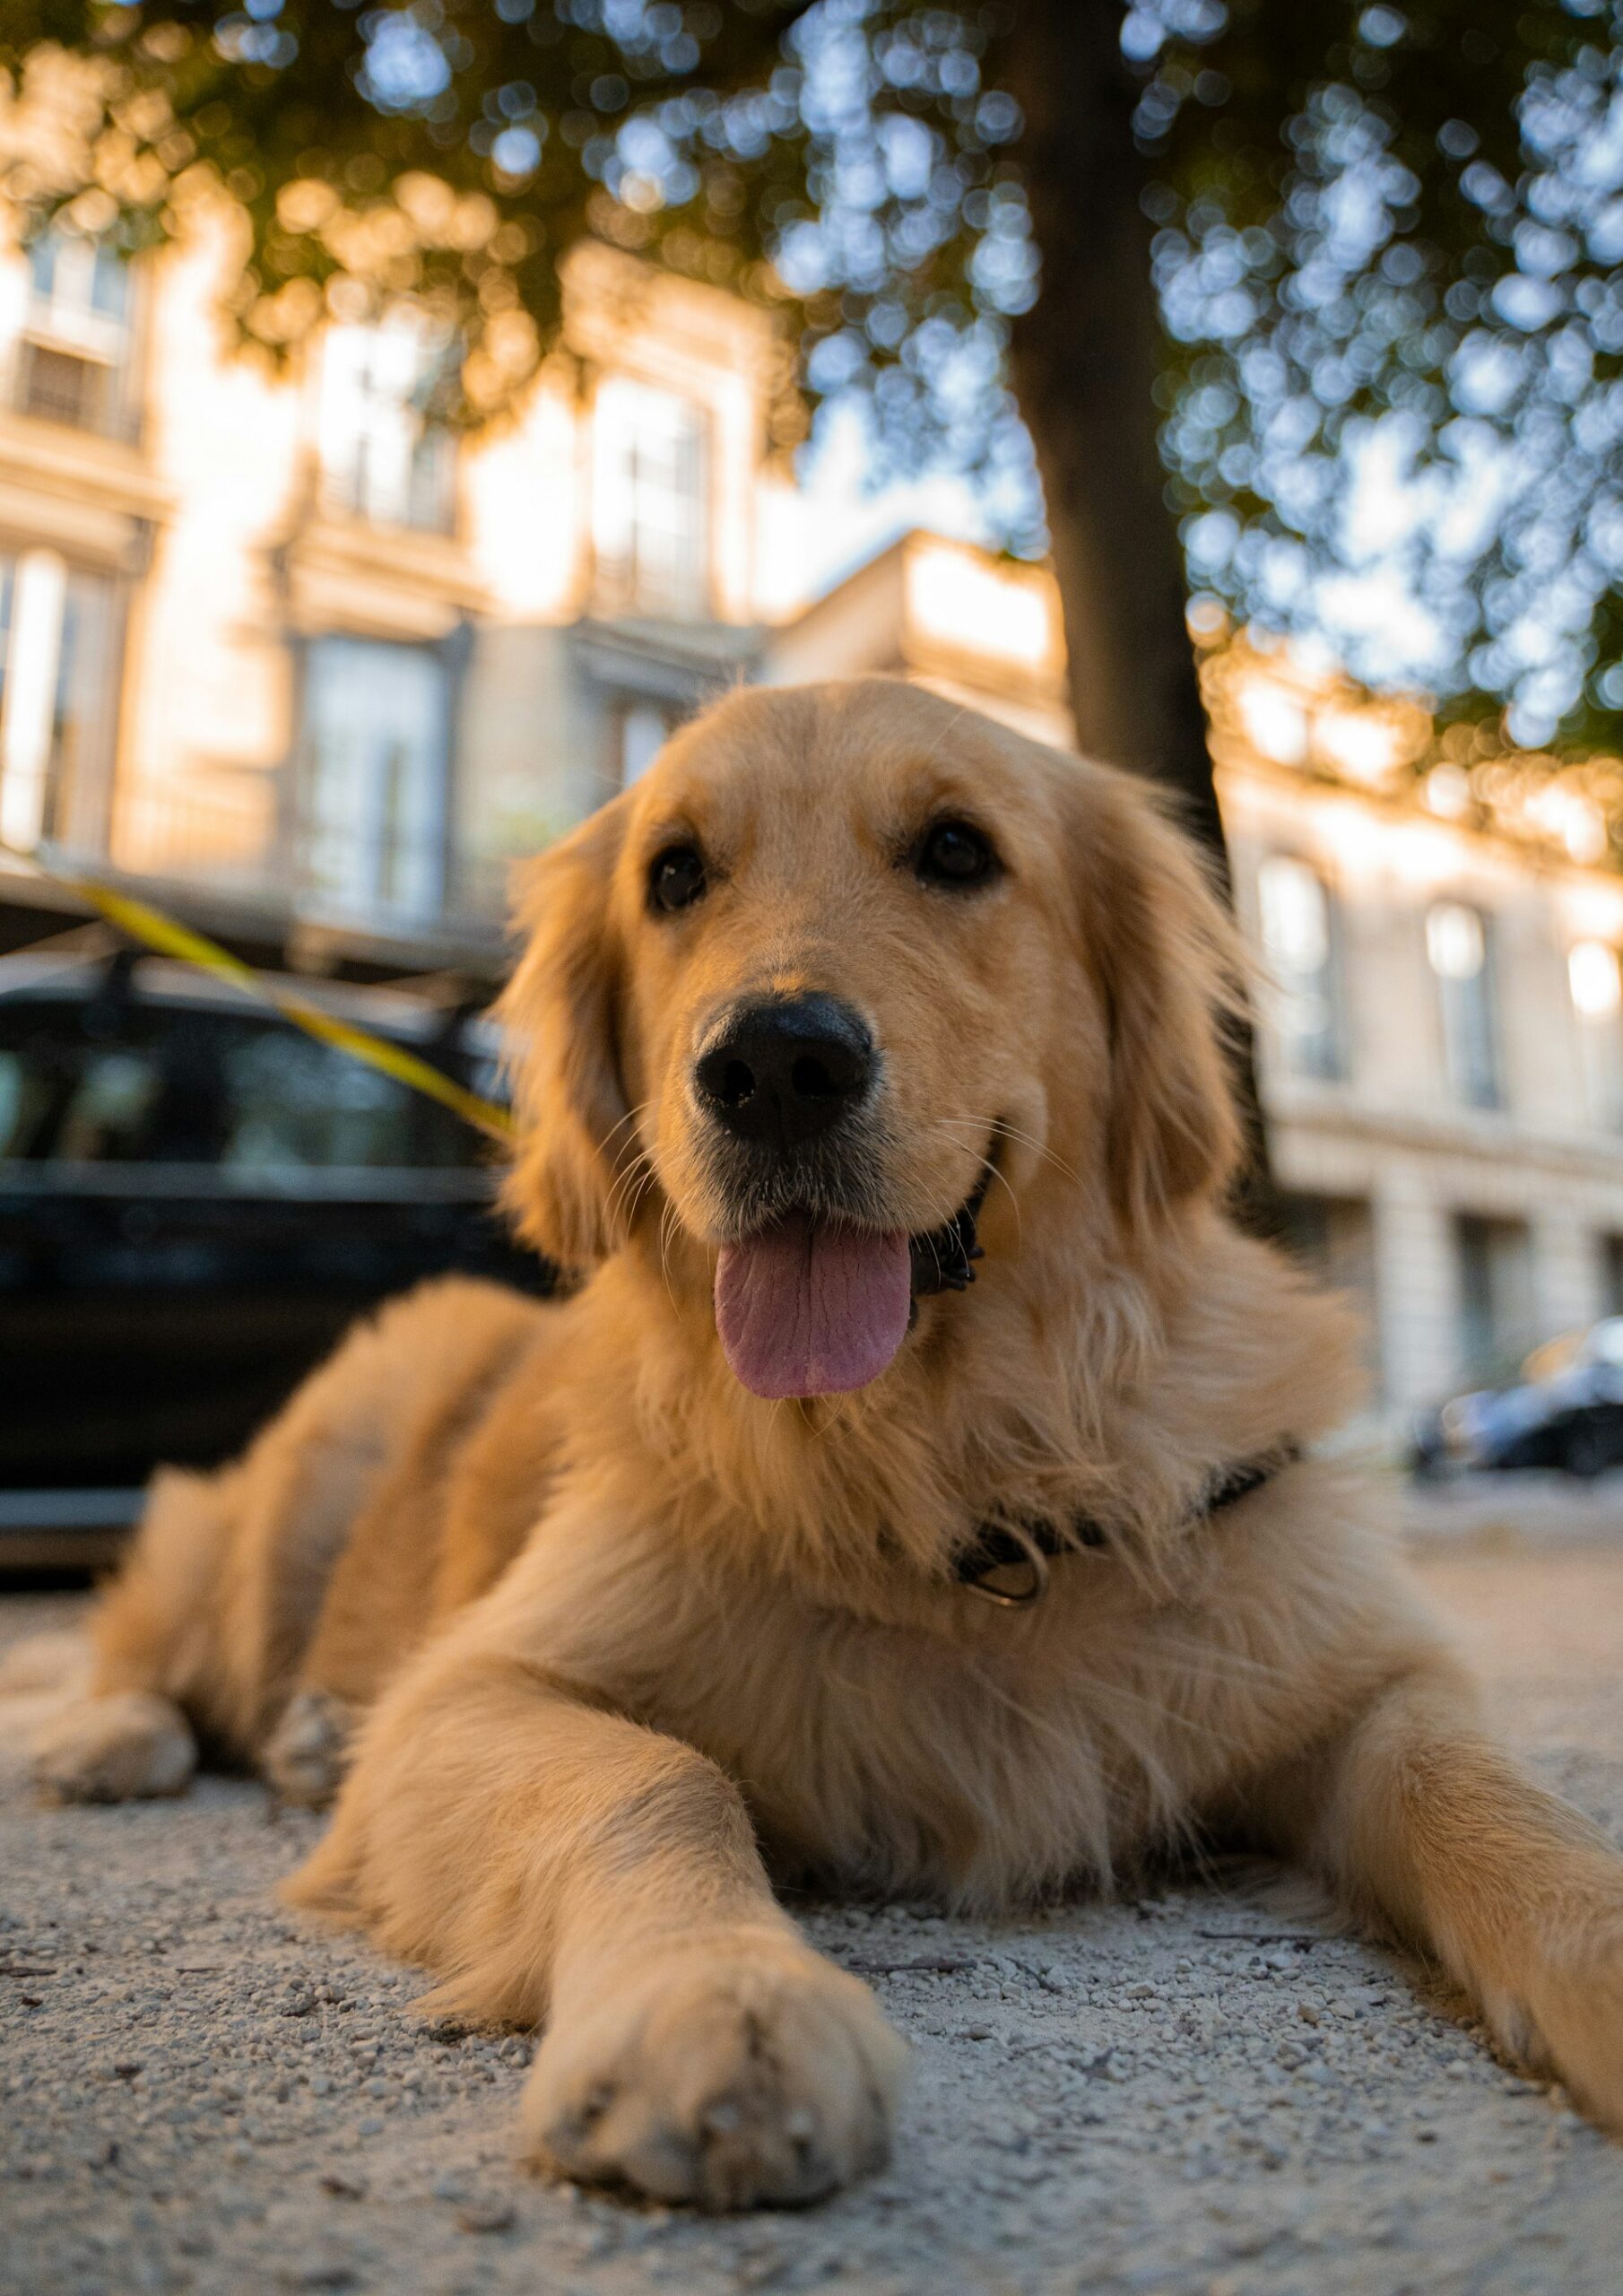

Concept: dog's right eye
[[648, 843, 707, 914], [914, 817, 998, 891]]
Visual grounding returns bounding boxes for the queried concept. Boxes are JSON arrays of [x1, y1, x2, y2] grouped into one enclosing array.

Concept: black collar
[[954, 1447, 1300, 1606]]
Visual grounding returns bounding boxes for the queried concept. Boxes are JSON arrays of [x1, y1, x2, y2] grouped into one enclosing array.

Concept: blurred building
[[1207, 648, 1623, 1429], [0, 213, 785, 971], [4, 214, 1623, 1427]]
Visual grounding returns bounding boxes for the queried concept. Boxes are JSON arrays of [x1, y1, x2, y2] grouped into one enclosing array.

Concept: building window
[[0, 549, 121, 856], [299, 638, 451, 919], [592, 378, 708, 619], [1568, 939, 1623, 1129], [1455, 1213, 1534, 1383], [14, 233, 139, 441], [317, 319, 457, 535], [1256, 853, 1343, 1081], [1427, 900, 1501, 1110]]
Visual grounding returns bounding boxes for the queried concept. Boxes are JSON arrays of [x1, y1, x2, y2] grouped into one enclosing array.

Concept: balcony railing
[[34, 780, 515, 942], [7, 330, 143, 448], [321, 425, 458, 539]]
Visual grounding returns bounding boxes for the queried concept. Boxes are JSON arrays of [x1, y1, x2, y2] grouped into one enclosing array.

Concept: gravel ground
[[4, 1544, 1623, 2296]]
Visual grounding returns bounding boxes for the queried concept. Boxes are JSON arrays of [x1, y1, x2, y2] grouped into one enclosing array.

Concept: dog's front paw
[[263, 1689, 355, 1808], [520, 1930, 907, 2208], [32, 1692, 195, 1805]]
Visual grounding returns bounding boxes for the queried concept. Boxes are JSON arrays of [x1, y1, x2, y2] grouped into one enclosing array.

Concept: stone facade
[[0, 210, 789, 968], [1223, 759, 1623, 1423], [3, 213, 1620, 1429]]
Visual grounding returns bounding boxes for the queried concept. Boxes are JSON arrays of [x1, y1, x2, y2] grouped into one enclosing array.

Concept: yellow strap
[[5, 847, 515, 1144]]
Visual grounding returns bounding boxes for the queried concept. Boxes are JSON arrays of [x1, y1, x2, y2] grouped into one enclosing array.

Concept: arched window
[[299, 637, 450, 920], [0, 548, 121, 856], [1426, 901, 1501, 1110], [592, 378, 708, 619], [318, 318, 457, 534], [1256, 853, 1343, 1081]]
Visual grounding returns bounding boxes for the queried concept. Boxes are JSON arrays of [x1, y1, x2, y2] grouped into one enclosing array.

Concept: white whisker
[[933, 1111, 1081, 1191], [656, 1196, 683, 1315], [924, 1119, 1024, 1247]]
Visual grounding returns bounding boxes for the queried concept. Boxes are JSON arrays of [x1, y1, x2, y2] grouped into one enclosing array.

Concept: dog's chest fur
[[490, 1463, 1409, 1913]]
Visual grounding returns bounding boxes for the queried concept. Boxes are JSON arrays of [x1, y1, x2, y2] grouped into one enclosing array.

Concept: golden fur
[[29, 677, 1623, 2207]]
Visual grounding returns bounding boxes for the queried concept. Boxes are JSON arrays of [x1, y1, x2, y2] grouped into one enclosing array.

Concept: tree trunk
[[998, 0, 1219, 849], [997, 0, 1275, 1213]]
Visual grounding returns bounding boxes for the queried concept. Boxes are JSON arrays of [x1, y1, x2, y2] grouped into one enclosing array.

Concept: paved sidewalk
[[4, 1550, 1623, 2296], [1403, 1467, 1623, 1552]]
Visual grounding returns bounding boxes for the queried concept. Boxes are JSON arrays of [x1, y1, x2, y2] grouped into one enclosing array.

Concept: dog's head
[[499, 679, 1243, 1399]]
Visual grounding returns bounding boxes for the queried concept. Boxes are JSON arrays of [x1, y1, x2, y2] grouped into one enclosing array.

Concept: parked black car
[[1410, 1319, 1623, 1480], [0, 947, 552, 1565]]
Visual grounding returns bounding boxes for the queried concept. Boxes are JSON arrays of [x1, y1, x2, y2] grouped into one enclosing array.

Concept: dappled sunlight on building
[[766, 530, 1072, 751], [0, 204, 785, 961]]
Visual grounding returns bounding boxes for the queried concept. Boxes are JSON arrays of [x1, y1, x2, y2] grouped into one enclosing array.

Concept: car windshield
[[0, 996, 484, 1171]]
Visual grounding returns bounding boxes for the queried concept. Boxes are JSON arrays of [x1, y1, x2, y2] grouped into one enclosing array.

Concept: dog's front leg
[[1252, 1652, 1623, 2130], [284, 1634, 906, 2207]]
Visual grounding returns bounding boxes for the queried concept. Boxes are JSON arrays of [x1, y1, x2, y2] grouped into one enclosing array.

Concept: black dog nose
[[693, 995, 874, 1151]]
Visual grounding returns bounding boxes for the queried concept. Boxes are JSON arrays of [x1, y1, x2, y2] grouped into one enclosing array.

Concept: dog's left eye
[[915, 819, 998, 890], [648, 843, 707, 913]]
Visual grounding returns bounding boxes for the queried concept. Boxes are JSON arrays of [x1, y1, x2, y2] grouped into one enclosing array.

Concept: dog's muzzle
[[690, 1000, 995, 1403]]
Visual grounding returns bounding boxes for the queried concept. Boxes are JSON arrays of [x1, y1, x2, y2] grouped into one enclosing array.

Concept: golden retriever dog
[[27, 677, 1623, 2207]]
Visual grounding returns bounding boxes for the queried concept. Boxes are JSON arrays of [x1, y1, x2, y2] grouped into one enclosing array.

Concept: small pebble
[[456, 2199, 516, 2235]]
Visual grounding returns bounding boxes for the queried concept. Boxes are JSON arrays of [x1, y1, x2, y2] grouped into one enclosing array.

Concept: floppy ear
[[496, 796, 635, 1271], [1069, 765, 1247, 1236]]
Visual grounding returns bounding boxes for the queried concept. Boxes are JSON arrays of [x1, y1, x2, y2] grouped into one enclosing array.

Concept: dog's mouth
[[712, 1162, 993, 1402]]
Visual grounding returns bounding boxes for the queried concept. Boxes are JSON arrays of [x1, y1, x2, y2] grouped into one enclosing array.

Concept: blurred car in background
[[0, 946, 552, 1569], [1411, 1319, 1623, 1481]]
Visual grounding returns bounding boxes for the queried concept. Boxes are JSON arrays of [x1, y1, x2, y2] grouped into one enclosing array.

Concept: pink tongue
[[715, 1215, 912, 1399]]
